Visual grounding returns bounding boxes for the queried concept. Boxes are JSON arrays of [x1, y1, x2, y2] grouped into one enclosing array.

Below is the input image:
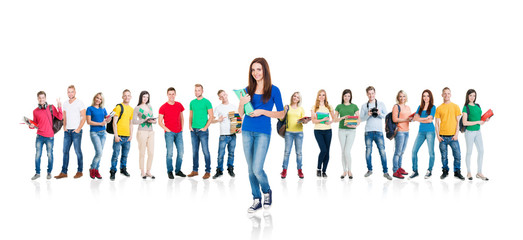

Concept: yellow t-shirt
[[286, 106, 304, 132], [435, 102, 461, 136], [114, 103, 134, 137], [312, 105, 332, 130]]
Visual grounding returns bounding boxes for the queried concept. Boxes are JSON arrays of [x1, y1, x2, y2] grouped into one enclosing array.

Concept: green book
[[316, 112, 329, 124], [233, 89, 254, 115]]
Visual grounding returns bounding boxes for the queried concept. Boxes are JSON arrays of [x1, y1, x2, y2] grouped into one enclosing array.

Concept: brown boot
[[74, 172, 83, 179], [54, 172, 68, 179], [202, 172, 211, 179], [187, 171, 198, 177]]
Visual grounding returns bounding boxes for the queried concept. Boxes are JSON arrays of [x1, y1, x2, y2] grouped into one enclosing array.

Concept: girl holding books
[[462, 89, 489, 181], [333, 89, 360, 179], [392, 90, 413, 179], [311, 89, 335, 178]]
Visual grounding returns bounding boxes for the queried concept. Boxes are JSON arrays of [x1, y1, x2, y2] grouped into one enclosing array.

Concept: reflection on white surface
[[248, 211, 273, 240]]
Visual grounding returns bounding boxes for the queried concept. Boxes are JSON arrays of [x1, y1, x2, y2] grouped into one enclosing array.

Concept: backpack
[[106, 104, 124, 134], [276, 105, 289, 138], [48, 105, 63, 134], [385, 104, 400, 140], [459, 103, 480, 133]]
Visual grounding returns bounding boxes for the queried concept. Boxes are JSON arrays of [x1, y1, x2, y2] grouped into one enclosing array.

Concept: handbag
[[276, 105, 289, 138], [48, 105, 63, 134]]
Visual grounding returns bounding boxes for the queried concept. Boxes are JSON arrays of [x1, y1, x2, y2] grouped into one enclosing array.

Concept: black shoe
[[110, 170, 116, 181], [213, 170, 223, 179], [440, 169, 449, 179], [175, 171, 186, 177], [227, 167, 235, 177], [454, 170, 465, 181], [317, 169, 321, 177], [410, 171, 419, 179], [322, 172, 328, 178], [120, 168, 130, 177], [168, 171, 174, 179]]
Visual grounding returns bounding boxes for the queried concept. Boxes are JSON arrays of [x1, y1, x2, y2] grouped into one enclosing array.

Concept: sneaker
[[399, 168, 408, 175], [454, 170, 465, 181], [227, 167, 235, 177], [47, 173, 52, 180], [424, 170, 432, 179], [110, 170, 116, 181], [280, 169, 287, 179], [364, 170, 373, 177], [410, 171, 419, 179], [322, 172, 328, 178], [440, 169, 449, 179], [213, 170, 223, 179], [248, 198, 262, 213], [89, 169, 95, 179], [317, 169, 321, 177], [298, 169, 304, 179], [120, 168, 130, 177], [383, 173, 392, 180], [31, 174, 40, 180], [175, 171, 186, 177], [168, 171, 175, 179], [263, 189, 272, 209], [393, 170, 404, 179]]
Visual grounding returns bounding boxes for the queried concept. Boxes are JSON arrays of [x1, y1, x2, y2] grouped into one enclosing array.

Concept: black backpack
[[385, 104, 400, 140], [276, 105, 289, 138], [48, 105, 63, 134], [459, 104, 480, 133], [106, 104, 124, 134]]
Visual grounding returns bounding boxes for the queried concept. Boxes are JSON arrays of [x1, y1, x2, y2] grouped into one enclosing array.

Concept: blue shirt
[[416, 105, 436, 132], [242, 85, 284, 135], [86, 106, 107, 132]]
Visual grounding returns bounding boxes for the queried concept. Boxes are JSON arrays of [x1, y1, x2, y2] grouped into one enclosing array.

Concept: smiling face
[[442, 89, 451, 102], [343, 92, 351, 104], [218, 91, 228, 103], [94, 94, 102, 106], [423, 92, 430, 104], [167, 90, 176, 102], [141, 94, 149, 105], [195, 86, 203, 98], [251, 63, 264, 81], [318, 91, 326, 103], [367, 89, 375, 102], [67, 87, 76, 100], [122, 91, 132, 104], [292, 93, 300, 104], [468, 92, 476, 104], [398, 92, 406, 104], [38, 94, 46, 105]]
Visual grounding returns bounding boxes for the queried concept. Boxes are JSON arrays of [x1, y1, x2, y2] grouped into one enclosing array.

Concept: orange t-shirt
[[392, 104, 411, 132]]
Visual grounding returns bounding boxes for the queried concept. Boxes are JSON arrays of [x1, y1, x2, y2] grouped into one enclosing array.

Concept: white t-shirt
[[63, 99, 86, 130], [214, 103, 238, 135]]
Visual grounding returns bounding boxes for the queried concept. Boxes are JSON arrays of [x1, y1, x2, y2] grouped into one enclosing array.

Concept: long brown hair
[[418, 89, 434, 115], [314, 89, 332, 112], [464, 89, 477, 106], [247, 58, 272, 104], [341, 89, 352, 104]]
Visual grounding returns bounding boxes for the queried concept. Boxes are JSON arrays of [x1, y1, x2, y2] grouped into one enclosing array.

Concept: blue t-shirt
[[242, 85, 284, 135], [86, 106, 107, 132], [416, 105, 436, 133]]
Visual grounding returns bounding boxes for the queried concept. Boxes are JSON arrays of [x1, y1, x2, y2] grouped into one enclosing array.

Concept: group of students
[[27, 57, 490, 213]]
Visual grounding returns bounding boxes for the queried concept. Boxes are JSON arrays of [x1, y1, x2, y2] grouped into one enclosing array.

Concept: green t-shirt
[[462, 104, 482, 131], [190, 98, 213, 129], [335, 103, 359, 129]]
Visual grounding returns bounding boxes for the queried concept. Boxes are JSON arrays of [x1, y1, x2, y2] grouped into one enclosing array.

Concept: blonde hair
[[289, 92, 302, 106], [195, 84, 203, 90], [68, 85, 75, 90], [314, 89, 331, 112], [91, 92, 105, 108], [396, 90, 408, 104]]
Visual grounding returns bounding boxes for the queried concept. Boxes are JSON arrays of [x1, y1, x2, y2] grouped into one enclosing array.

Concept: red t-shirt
[[33, 105, 63, 138], [159, 101, 184, 133]]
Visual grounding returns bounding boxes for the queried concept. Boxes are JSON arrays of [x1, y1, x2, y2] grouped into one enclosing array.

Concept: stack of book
[[344, 115, 358, 127], [229, 111, 242, 134]]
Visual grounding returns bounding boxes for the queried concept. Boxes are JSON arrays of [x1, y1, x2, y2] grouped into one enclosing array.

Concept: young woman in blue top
[[239, 57, 284, 213], [86, 92, 109, 179], [410, 90, 436, 179]]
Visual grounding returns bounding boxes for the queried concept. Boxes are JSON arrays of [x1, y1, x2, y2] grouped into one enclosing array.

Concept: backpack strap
[[116, 104, 124, 123]]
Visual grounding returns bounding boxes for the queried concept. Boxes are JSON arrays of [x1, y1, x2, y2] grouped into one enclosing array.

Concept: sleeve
[[114, 105, 121, 117], [159, 104, 165, 115], [207, 99, 213, 110], [53, 105, 63, 120], [132, 107, 144, 125], [392, 105, 399, 121], [103, 108, 107, 117], [455, 105, 462, 116], [129, 107, 134, 120], [415, 106, 420, 115], [300, 107, 305, 118], [335, 104, 340, 113], [33, 109, 38, 125], [180, 103, 185, 112], [360, 103, 369, 122], [378, 102, 387, 119], [354, 104, 359, 112], [462, 106, 466, 113], [430, 106, 436, 118], [189, 100, 194, 111], [79, 100, 86, 110], [86, 107, 92, 116], [273, 86, 284, 111], [434, 106, 440, 119]]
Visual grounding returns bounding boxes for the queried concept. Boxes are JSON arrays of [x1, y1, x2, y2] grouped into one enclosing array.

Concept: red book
[[409, 113, 415, 118], [481, 109, 493, 121]]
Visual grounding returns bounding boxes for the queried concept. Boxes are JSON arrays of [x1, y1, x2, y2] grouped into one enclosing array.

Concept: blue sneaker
[[248, 198, 262, 213], [263, 189, 272, 209]]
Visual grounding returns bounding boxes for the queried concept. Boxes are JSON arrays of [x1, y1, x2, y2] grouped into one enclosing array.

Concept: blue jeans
[[110, 136, 131, 171], [439, 135, 461, 171], [392, 132, 409, 172], [165, 131, 184, 173], [365, 131, 388, 173], [90, 131, 107, 170], [35, 135, 54, 174], [282, 131, 303, 170], [411, 131, 435, 172], [191, 129, 211, 173], [314, 129, 332, 173], [62, 129, 83, 174], [242, 131, 271, 199], [217, 134, 236, 171]]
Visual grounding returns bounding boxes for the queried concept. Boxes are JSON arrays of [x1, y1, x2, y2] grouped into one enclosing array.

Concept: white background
[[1, 1, 522, 239]]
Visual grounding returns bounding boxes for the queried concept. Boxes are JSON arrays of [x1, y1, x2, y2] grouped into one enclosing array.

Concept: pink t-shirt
[[392, 104, 411, 132], [33, 105, 63, 138], [159, 101, 184, 133]]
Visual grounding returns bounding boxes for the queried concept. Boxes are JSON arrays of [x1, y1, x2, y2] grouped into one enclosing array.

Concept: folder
[[233, 89, 254, 115]]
